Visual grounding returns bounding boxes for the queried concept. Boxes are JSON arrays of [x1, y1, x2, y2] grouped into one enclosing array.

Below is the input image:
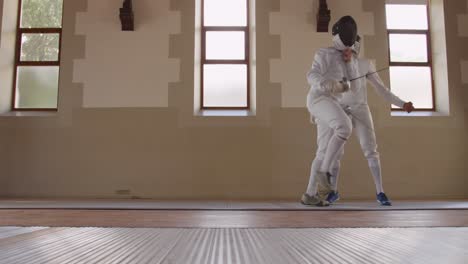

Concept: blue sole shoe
[[376, 192, 392, 206], [326, 191, 340, 204]]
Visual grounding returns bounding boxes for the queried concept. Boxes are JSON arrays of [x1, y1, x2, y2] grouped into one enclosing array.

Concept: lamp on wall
[[120, 0, 134, 31], [317, 0, 331, 32]]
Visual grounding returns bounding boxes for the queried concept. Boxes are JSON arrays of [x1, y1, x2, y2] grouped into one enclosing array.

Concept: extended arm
[[367, 62, 406, 108]]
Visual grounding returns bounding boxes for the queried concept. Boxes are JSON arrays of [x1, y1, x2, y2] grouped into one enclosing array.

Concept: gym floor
[[1, 200, 467, 263]]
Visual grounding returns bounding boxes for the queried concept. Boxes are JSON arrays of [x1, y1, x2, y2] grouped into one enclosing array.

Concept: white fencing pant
[[349, 105, 384, 194], [306, 96, 352, 195], [313, 104, 385, 194], [306, 129, 343, 195]]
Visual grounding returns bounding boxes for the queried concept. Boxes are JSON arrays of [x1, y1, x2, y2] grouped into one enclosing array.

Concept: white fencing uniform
[[305, 37, 357, 195], [334, 58, 405, 194], [307, 52, 406, 196]]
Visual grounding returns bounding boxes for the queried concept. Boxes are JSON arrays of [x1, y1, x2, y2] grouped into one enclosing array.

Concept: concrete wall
[[0, 0, 466, 200]]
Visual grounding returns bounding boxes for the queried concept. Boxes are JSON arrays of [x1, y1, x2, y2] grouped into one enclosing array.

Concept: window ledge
[[0, 111, 57, 117], [197, 110, 254, 117], [391, 111, 448, 117]]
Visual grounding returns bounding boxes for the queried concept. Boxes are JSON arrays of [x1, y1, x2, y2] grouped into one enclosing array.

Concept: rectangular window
[[201, 0, 250, 109], [13, 0, 63, 110], [385, 1, 434, 111]]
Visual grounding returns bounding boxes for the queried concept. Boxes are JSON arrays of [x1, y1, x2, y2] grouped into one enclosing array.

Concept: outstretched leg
[[353, 105, 391, 206]]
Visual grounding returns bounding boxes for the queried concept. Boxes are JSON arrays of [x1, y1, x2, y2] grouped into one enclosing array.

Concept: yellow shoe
[[301, 193, 330, 207]]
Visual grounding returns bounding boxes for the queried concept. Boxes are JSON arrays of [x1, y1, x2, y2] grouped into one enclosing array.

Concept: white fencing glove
[[341, 78, 351, 92], [328, 79, 350, 94]]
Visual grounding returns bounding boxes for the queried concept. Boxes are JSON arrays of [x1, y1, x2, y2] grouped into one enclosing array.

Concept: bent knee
[[335, 121, 352, 140]]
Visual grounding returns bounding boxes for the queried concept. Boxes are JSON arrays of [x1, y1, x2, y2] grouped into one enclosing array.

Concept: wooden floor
[[1, 226, 467, 263], [1, 208, 467, 263], [1, 209, 468, 228], [2, 199, 468, 210]]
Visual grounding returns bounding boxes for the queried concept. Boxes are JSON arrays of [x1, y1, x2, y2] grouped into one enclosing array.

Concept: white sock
[[320, 135, 346, 173], [369, 158, 384, 194], [306, 159, 322, 196]]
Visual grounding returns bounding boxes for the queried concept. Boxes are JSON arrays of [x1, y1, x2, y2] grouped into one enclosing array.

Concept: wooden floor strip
[[1, 199, 468, 211], [1, 209, 468, 228]]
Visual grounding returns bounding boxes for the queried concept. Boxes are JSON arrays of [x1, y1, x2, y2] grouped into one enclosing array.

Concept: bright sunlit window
[[13, 0, 63, 111], [386, 1, 434, 110], [201, 0, 250, 109]]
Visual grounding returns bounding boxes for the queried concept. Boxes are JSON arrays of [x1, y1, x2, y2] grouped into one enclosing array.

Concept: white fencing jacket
[[340, 58, 406, 108], [306, 45, 406, 117]]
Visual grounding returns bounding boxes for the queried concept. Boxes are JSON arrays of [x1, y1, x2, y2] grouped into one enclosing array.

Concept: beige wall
[[0, 0, 3, 38], [0, 0, 466, 200], [459, 1, 468, 37], [460, 0, 468, 84], [74, 0, 180, 108]]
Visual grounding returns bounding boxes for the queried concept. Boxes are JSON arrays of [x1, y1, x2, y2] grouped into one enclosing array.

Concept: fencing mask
[[332, 16, 358, 47]]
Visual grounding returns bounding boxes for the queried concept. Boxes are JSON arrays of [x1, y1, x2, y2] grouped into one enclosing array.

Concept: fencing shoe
[[326, 191, 340, 204], [301, 193, 330, 207], [376, 192, 392, 206]]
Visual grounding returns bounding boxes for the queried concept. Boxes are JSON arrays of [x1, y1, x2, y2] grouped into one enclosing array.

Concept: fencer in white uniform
[[301, 16, 357, 206], [303, 16, 415, 206], [323, 34, 414, 206]]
